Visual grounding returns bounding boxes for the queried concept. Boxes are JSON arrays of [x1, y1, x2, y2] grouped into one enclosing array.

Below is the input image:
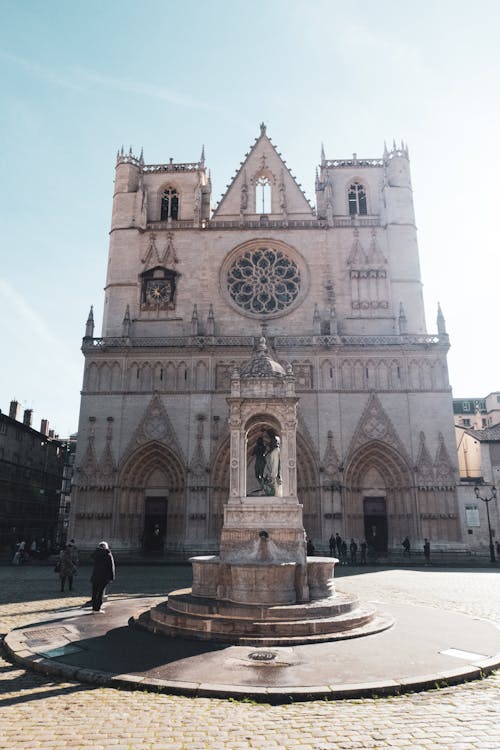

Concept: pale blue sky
[[1, 0, 499, 435]]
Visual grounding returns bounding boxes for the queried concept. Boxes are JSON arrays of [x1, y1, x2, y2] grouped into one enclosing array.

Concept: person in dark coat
[[349, 538, 358, 565], [340, 540, 348, 565], [423, 538, 431, 565], [335, 533, 342, 557], [90, 541, 115, 613], [58, 544, 77, 592], [360, 540, 367, 565], [329, 534, 335, 556]]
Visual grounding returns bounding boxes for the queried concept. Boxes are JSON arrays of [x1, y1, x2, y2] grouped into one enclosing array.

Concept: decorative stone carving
[[348, 393, 410, 464], [415, 431, 434, 485], [434, 432, 455, 484], [125, 393, 184, 462]]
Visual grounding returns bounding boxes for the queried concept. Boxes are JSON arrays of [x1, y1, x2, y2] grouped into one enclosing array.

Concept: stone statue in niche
[[250, 430, 282, 496], [252, 436, 267, 487], [264, 431, 282, 496], [240, 181, 248, 211]]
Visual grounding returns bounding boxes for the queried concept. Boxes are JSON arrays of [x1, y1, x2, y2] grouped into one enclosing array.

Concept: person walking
[[349, 538, 358, 565], [68, 539, 79, 566], [90, 541, 115, 613], [402, 536, 411, 558], [340, 539, 348, 565], [329, 534, 335, 556], [423, 538, 431, 565], [58, 544, 77, 592], [335, 533, 342, 558], [360, 540, 367, 565]]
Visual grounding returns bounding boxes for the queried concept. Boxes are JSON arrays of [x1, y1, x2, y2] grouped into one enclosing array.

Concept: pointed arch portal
[[117, 441, 185, 552], [344, 440, 415, 553]]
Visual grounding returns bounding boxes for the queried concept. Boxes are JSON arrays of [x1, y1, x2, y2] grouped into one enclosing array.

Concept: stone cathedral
[[69, 124, 462, 556]]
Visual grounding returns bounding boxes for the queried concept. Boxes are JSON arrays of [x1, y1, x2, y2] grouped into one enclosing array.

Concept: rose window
[[227, 248, 301, 314]]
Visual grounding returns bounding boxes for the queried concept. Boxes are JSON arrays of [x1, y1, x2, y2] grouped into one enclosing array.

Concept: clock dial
[[147, 281, 169, 303]]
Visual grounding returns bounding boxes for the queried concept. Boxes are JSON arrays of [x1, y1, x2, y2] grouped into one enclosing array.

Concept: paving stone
[[0, 564, 499, 750]]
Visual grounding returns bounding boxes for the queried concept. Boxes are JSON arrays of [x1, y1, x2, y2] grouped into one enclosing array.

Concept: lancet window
[[160, 187, 179, 221], [348, 182, 367, 216], [255, 175, 271, 214]]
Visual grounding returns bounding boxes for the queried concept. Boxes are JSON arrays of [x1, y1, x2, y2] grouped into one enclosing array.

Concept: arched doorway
[[344, 440, 414, 555], [117, 441, 185, 552]]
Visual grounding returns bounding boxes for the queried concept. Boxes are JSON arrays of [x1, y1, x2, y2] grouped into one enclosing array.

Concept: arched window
[[255, 175, 271, 214], [348, 182, 367, 216], [160, 187, 179, 221]]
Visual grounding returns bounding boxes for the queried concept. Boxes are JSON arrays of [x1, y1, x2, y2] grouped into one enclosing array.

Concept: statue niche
[[250, 428, 282, 497]]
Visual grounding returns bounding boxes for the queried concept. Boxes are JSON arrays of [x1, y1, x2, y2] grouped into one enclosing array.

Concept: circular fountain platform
[[136, 587, 394, 646]]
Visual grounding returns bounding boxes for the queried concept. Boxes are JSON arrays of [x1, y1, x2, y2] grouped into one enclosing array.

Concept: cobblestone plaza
[[1, 564, 499, 750]]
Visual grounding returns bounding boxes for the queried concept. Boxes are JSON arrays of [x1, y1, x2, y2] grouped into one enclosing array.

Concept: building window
[[255, 175, 271, 214], [462, 418, 471, 427], [462, 402, 470, 412], [160, 187, 179, 221], [348, 182, 367, 216]]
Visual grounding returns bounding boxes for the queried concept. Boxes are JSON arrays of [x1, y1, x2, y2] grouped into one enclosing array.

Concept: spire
[[206, 304, 215, 335], [329, 305, 338, 335], [437, 302, 447, 336], [313, 303, 321, 334], [398, 302, 407, 335], [85, 305, 94, 339], [320, 142, 325, 165], [139, 147, 144, 166], [260, 121, 267, 136], [200, 144, 205, 164], [191, 304, 199, 335], [122, 304, 131, 337]]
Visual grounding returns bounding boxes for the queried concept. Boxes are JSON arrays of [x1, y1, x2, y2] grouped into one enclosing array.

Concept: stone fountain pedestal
[[142, 496, 392, 646], [138, 339, 392, 645]]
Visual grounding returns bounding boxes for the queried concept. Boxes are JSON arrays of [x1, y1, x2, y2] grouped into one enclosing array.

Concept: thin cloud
[[75, 68, 223, 112], [0, 279, 80, 380], [0, 47, 222, 112], [0, 48, 85, 92]]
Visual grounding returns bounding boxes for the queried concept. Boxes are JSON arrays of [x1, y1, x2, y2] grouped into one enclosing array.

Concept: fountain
[[137, 338, 393, 645]]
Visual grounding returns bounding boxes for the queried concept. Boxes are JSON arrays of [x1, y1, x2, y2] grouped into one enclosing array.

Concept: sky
[[1, 0, 499, 437]]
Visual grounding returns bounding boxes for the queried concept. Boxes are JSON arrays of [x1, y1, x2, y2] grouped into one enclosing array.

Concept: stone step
[[136, 606, 393, 646], [148, 599, 377, 639], [166, 588, 359, 621]]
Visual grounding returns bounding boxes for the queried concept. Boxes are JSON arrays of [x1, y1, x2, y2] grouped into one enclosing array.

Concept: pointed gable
[[213, 123, 314, 220], [347, 393, 410, 464]]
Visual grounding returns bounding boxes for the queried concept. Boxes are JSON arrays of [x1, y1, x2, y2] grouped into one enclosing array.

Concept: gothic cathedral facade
[[69, 125, 461, 555]]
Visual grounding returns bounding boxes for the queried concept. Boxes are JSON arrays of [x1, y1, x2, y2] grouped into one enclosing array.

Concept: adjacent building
[[0, 401, 68, 552], [69, 126, 463, 556], [453, 393, 500, 429]]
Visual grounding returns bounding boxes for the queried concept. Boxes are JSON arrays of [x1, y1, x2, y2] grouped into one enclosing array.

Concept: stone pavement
[[1, 563, 499, 750]]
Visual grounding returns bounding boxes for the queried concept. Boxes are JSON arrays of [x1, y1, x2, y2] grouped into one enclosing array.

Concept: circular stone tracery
[[227, 247, 301, 315]]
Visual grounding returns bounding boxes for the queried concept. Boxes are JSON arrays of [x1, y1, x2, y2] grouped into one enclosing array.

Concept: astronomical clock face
[[146, 280, 171, 304]]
